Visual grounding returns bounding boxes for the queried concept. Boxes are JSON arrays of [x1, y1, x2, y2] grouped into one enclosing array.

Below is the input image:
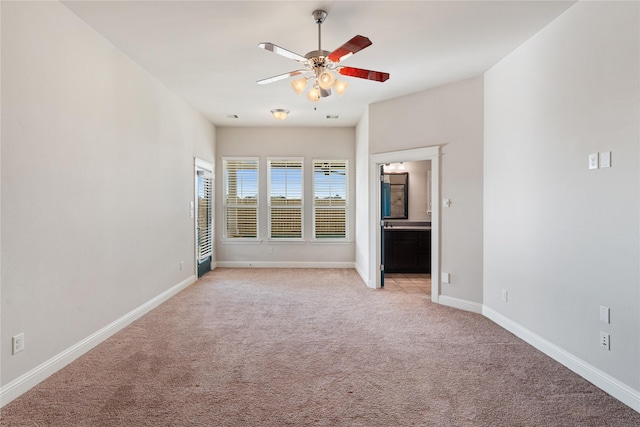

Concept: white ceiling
[[62, 1, 575, 127]]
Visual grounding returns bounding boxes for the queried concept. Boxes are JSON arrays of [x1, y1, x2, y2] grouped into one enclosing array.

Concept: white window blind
[[268, 159, 303, 239], [313, 160, 348, 239], [197, 170, 213, 261], [223, 159, 258, 239]]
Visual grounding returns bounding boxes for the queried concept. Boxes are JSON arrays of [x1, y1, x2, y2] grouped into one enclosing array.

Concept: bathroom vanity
[[383, 222, 431, 273]]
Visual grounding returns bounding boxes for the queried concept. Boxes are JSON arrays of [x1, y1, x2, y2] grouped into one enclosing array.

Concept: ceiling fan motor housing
[[312, 10, 327, 24]]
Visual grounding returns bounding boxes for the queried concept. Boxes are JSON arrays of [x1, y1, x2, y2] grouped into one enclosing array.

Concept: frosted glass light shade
[[333, 79, 349, 96], [318, 71, 336, 90], [307, 85, 321, 102], [271, 109, 289, 120], [290, 77, 308, 95]]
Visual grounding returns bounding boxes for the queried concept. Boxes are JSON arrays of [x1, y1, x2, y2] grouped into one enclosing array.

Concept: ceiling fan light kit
[[290, 77, 308, 95], [257, 10, 389, 103]]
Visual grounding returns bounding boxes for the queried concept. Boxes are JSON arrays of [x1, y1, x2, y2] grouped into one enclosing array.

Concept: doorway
[[369, 146, 440, 303], [195, 159, 214, 278]]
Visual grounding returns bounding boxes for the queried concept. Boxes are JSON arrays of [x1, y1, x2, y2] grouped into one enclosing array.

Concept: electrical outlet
[[501, 289, 508, 302], [600, 332, 610, 350], [12, 333, 25, 355], [267, 247, 273, 254]]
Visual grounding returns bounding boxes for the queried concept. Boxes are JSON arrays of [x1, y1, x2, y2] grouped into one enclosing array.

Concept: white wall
[[215, 127, 355, 267], [1, 0, 215, 393], [484, 0, 639, 403], [369, 77, 484, 304], [354, 111, 370, 281], [388, 160, 431, 222]]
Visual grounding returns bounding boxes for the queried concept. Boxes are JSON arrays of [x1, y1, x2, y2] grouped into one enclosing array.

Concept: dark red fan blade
[[327, 35, 372, 63], [337, 66, 389, 82]]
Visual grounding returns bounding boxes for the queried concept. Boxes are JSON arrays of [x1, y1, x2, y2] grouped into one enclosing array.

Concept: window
[[268, 159, 303, 239], [223, 158, 258, 239], [313, 160, 348, 239]]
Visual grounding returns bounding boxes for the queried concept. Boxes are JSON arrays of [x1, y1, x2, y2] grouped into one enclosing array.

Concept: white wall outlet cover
[[441, 273, 450, 283], [600, 151, 611, 168], [12, 333, 25, 355], [599, 306, 610, 323], [443, 198, 452, 208], [589, 153, 599, 170]]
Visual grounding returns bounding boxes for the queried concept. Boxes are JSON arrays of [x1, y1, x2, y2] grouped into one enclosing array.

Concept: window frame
[[267, 157, 304, 241], [222, 157, 260, 241], [312, 159, 349, 241]]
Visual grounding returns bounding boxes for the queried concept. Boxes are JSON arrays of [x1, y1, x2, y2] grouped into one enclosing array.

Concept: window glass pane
[[314, 208, 346, 238], [225, 160, 258, 204], [270, 208, 302, 238], [269, 159, 303, 239], [225, 207, 257, 238], [224, 159, 258, 238], [313, 160, 348, 239]]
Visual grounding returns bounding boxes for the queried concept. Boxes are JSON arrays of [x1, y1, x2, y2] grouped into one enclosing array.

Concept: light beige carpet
[[1, 268, 638, 426]]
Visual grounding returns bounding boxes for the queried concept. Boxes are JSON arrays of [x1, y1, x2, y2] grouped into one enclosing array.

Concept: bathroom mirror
[[383, 172, 408, 219]]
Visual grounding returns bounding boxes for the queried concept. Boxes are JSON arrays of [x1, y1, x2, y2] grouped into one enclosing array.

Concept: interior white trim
[[0, 275, 197, 408], [216, 261, 355, 269], [483, 305, 640, 412], [369, 146, 441, 302], [438, 295, 483, 314]]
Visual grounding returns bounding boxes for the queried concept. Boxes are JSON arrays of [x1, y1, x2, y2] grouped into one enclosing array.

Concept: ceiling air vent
[[326, 115, 340, 119], [225, 114, 239, 119]]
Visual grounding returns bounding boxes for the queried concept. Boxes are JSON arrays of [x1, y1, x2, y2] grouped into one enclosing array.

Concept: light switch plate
[[600, 152, 611, 168], [441, 273, 450, 284], [589, 153, 599, 170], [600, 306, 610, 324]]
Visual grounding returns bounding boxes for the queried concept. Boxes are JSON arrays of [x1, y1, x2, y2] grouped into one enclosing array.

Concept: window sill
[[310, 239, 352, 244], [221, 238, 262, 244], [267, 239, 307, 244]]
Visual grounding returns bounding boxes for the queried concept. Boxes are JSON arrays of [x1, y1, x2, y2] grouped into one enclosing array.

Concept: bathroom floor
[[383, 273, 431, 295]]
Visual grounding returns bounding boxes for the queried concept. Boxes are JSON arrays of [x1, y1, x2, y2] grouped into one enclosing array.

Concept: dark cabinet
[[384, 229, 431, 273]]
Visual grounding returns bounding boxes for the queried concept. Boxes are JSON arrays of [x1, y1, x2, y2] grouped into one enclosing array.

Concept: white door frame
[[194, 158, 214, 275], [369, 146, 441, 303]]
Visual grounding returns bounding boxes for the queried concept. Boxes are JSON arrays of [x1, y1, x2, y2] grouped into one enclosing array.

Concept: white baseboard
[[0, 275, 197, 408], [483, 305, 640, 413], [354, 263, 372, 288], [438, 295, 483, 314], [216, 261, 355, 269]]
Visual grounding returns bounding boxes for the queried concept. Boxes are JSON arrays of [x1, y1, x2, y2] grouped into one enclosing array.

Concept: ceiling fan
[[257, 10, 390, 102]]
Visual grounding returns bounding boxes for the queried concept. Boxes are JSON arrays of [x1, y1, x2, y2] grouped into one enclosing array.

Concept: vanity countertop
[[384, 221, 431, 231], [384, 226, 431, 230]]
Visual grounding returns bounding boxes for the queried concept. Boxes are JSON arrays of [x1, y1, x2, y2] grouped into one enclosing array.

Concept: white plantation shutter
[[268, 159, 303, 239], [197, 170, 213, 261], [223, 159, 259, 238], [313, 160, 348, 239]]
